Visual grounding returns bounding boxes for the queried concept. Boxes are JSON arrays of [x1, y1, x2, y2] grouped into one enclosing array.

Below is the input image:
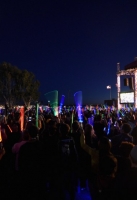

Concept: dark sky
[[1, 0, 137, 105]]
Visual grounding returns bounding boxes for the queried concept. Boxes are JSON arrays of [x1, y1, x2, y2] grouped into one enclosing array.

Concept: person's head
[[22, 129, 29, 141], [117, 119, 122, 127], [72, 121, 80, 132], [84, 124, 95, 137], [25, 121, 33, 130], [11, 123, 19, 133], [121, 123, 132, 134], [94, 115, 101, 122], [59, 123, 70, 137], [119, 141, 134, 158], [98, 136, 111, 154], [48, 119, 57, 128], [48, 126, 57, 136], [14, 112, 20, 122], [130, 145, 137, 166], [28, 125, 39, 139], [85, 124, 92, 133], [7, 114, 14, 125]]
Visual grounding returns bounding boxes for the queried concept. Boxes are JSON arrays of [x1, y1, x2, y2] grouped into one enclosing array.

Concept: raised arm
[[80, 130, 99, 171]]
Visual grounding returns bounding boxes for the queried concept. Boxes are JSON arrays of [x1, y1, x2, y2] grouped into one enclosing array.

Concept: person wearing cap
[[111, 123, 133, 156]]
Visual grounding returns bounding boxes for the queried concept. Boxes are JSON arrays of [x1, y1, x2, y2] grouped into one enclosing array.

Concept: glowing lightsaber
[[0, 126, 2, 142], [45, 90, 58, 116], [59, 95, 65, 113], [36, 103, 39, 128], [7, 125, 12, 133], [107, 120, 111, 135], [71, 110, 74, 132], [20, 106, 24, 131], [74, 91, 83, 123]]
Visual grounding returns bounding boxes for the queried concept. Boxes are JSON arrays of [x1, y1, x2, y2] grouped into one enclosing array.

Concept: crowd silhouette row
[[0, 106, 137, 200]]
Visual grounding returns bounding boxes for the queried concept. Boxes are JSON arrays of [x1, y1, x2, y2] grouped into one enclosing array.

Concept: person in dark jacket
[[131, 121, 137, 144], [112, 145, 137, 200], [111, 123, 133, 156], [18, 125, 45, 199], [56, 123, 78, 200]]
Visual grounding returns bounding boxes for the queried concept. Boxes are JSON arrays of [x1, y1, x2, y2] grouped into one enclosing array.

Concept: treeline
[[0, 62, 40, 108]]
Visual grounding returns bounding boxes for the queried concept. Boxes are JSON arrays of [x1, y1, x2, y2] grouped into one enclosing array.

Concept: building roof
[[125, 60, 137, 70]]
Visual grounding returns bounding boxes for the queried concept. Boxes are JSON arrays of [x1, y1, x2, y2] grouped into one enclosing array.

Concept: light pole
[[110, 87, 111, 100], [106, 85, 111, 100]]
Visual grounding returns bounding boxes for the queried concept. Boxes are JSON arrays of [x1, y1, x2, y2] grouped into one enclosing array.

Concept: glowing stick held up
[[107, 119, 111, 135], [45, 90, 58, 116], [74, 91, 83, 123], [59, 95, 65, 113], [20, 106, 24, 131], [71, 110, 74, 124], [71, 110, 74, 133], [7, 125, 12, 133], [0, 126, 2, 142], [36, 103, 39, 128]]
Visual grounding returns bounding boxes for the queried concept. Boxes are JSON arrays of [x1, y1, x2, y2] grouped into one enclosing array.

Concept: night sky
[[1, 0, 137, 105]]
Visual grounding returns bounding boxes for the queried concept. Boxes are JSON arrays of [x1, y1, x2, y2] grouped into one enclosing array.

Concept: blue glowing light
[[107, 119, 111, 135], [59, 95, 65, 113], [74, 91, 83, 123]]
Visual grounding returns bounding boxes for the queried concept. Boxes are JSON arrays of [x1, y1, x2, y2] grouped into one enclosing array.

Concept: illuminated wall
[[117, 68, 137, 109], [117, 74, 121, 110], [134, 70, 137, 108]]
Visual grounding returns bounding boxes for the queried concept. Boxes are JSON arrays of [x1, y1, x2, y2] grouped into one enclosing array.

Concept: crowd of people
[[0, 105, 137, 199]]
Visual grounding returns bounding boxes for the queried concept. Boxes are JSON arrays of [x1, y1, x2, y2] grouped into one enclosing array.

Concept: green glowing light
[[45, 90, 58, 116]]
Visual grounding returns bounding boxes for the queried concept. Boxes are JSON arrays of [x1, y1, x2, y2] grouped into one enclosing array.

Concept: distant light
[[106, 85, 111, 89]]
